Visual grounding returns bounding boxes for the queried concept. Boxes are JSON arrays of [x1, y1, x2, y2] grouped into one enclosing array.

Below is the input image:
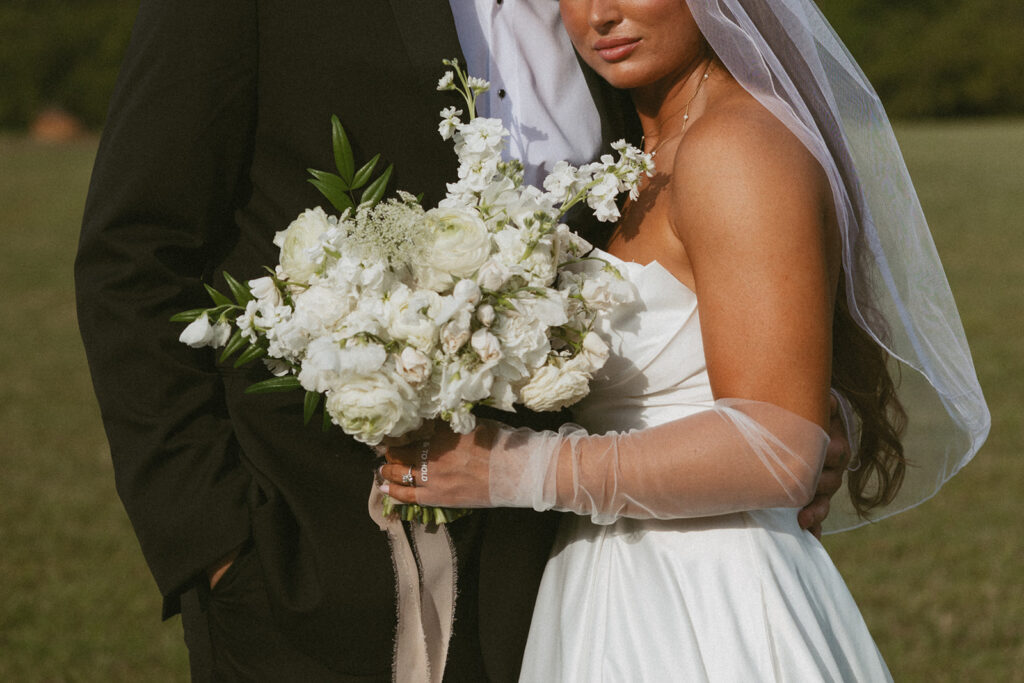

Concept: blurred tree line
[[0, 0, 1021, 131]]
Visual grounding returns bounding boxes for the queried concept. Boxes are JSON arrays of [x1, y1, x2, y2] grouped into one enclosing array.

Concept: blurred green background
[[1, 1, 1022, 681]]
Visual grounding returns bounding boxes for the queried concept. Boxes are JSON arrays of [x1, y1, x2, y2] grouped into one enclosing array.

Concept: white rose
[[471, 329, 502, 364], [520, 365, 591, 412], [440, 309, 472, 355], [414, 207, 492, 291], [396, 346, 432, 385], [325, 369, 422, 445], [274, 207, 334, 283], [492, 311, 550, 376], [476, 303, 495, 327]]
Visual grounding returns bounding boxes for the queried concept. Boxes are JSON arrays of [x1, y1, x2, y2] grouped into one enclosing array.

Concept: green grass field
[[1, 120, 1021, 681]]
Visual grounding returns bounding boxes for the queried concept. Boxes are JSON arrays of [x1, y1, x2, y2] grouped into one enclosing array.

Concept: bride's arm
[[383, 105, 839, 522]]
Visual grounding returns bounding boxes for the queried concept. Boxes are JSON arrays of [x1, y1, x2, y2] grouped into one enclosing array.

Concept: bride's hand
[[378, 422, 497, 508], [798, 395, 851, 538]]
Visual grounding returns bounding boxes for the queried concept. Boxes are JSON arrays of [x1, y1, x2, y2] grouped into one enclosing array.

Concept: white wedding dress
[[519, 253, 892, 682]]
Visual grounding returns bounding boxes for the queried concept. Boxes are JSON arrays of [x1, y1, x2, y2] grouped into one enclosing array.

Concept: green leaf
[[244, 375, 302, 394], [204, 284, 233, 308], [359, 163, 394, 207], [233, 344, 267, 368], [322, 406, 332, 432], [222, 271, 253, 306], [169, 308, 209, 323], [350, 153, 381, 189], [331, 115, 355, 184], [218, 329, 247, 364], [307, 171, 355, 213], [303, 391, 322, 425]]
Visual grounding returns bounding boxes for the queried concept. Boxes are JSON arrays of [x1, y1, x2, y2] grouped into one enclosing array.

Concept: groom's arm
[[75, 0, 258, 616], [798, 395, 852, 537]]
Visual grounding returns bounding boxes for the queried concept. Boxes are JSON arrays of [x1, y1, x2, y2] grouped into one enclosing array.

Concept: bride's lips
[[593, 37, 641, 62]]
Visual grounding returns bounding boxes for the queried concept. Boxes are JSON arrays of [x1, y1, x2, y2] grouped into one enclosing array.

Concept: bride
[[381, 0, 988, 679]]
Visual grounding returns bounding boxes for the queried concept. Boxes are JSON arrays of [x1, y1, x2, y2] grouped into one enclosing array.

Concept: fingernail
[[379, 483, 390, 495]]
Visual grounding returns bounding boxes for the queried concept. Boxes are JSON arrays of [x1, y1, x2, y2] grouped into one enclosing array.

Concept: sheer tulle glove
[[382, 398, 829, 525]]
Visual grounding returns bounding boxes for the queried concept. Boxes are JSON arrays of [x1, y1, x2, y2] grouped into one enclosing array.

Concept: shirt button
[[498, 89, 507, 98]]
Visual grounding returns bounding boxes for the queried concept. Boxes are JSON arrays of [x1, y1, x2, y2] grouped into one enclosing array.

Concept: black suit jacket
[[76, 1, 636, 679]]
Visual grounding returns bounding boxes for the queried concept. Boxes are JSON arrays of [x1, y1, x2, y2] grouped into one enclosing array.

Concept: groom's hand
[[798, 395, 852, 538], [207, 544, 243, 590]]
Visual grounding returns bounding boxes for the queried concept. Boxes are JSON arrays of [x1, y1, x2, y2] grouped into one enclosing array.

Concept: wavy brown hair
[[831, 277, 907, 516]]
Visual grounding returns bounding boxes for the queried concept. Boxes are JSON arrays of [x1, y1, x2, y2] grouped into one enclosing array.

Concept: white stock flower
[[438, 106, 462, 140], [274, 207, 334, 282], [520, 364, 590, 412], [448, 405, 477, 434], [437, 71, 455, 90], [386, 286, 442, 353], [475, 259, 511, 291], [297, 338, 387, 394], [325, 368, 422, 445], [179, 314, 231, 349], [586, 172, 623, 223], [248, 276, 281, 306], [414, 207, 492, 291], [565, 331, 610, 374]]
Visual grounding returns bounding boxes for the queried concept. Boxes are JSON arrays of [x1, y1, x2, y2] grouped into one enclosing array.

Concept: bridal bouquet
[[174, 60, 652, 521]]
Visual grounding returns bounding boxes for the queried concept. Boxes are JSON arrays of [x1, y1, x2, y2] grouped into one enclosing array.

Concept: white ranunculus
[[414, 207, 492, 291], [179, 314, 231, 349], [520, 364, 590, 412], [274, 207, 334, 283], [325, 369, 422, 445], [396, 346, 432, 386]]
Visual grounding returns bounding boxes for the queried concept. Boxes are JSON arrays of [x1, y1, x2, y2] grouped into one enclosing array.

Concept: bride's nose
[[586, 0, 624, 32]]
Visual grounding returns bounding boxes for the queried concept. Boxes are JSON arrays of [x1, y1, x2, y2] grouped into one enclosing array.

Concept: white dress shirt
[[448, 0, 604, 186]]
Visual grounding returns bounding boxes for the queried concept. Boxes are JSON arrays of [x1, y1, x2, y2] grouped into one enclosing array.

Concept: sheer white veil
[[685, 0, 989, 531]]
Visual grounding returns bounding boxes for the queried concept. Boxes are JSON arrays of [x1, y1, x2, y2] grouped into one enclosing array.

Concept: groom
[[76, 1, 848, 680]]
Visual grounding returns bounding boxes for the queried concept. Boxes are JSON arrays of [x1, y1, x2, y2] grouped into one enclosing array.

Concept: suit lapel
[[387, 0, 467, 83]]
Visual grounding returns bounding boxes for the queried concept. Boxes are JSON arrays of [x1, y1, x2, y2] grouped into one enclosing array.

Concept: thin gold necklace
[[647, 59, 715, 157]]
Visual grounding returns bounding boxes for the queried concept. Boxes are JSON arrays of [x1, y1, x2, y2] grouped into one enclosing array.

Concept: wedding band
[[402, 466, 416, 487], [419, 440, 430, 483]]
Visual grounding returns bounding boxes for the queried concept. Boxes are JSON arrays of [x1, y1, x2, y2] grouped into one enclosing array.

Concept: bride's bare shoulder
[[667, 87, 830, 235]]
